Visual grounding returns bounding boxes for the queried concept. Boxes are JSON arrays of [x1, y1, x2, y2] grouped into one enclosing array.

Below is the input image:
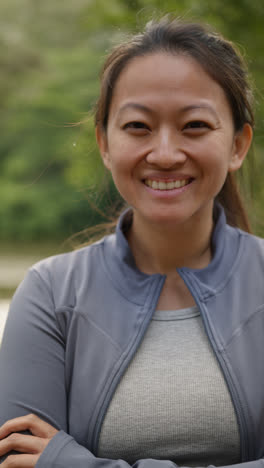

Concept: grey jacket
[[0, 205, 264, 468]]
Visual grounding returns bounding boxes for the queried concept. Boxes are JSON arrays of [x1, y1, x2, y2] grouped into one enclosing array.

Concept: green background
[[0, 0, 263, 247]]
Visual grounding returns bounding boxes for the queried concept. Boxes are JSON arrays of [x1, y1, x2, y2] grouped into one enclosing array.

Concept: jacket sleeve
[[35, 430, 264, 468], [0, 268, 263, 468], [0, 267, 68, 463]]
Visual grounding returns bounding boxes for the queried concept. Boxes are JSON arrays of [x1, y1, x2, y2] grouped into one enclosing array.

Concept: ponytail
[[216, 173, 251, 232]]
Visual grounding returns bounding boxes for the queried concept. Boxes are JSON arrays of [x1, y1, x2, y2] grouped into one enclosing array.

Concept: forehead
[[109, 52, 231, 117]]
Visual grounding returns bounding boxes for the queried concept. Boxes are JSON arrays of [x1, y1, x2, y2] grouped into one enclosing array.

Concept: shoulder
[[32, 237, 106, 278], [238, 229, 264, 252], [22, 235, 114, 310], [232, 228, 264, 272]]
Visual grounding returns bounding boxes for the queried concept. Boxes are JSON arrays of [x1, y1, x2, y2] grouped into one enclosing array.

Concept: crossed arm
[[0, 270, 263, 468]]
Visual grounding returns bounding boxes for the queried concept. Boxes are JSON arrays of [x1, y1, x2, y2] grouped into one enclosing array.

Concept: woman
[[0, 16, 262, 468]]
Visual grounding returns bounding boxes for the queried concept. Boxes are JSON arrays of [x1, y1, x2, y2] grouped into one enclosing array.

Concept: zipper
[[92, 275, 166, 455], [178, 268, 250, 462]]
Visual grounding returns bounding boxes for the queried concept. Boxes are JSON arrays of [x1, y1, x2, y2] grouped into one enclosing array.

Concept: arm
[[0, 269, 263, 468], [35, 432, 264, 468], [0, 266, 67, 463], [1, 422, 263, 468]]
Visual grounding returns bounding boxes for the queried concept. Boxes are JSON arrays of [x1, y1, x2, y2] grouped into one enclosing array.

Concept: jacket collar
[[103, 204, 242, 302], [178, 204, 242, 293]]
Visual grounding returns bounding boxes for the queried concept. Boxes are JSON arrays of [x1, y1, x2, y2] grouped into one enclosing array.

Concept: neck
[[126, 210, 214, 275]]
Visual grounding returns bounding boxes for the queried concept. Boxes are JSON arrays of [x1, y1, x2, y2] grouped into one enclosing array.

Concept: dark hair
[[95, 16, 254, 231]]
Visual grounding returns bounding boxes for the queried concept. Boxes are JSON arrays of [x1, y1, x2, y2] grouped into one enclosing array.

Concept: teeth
[[158, 181, 167, 190], [145, 179, 190, 190]]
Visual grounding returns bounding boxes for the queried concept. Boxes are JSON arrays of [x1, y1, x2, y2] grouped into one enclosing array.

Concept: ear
[[228, 123, 253, 172], [96, 126, 111, 171]]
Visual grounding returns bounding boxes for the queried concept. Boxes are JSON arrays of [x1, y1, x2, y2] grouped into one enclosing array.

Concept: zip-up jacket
[[0, 205, 264, 468]]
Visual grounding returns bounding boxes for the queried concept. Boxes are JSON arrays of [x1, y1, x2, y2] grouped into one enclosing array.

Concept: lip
[[142, 173, 193, 182]]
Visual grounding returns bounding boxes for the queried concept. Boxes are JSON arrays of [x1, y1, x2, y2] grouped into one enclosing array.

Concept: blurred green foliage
[[0, 0, 263, 243]]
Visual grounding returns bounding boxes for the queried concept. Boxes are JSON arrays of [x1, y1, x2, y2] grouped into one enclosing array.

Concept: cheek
[[110, 172, 136, 206], [106, 150, 130, 190], [107, 139, 140, 174], [197, 142, 234, 191], [206, 156, 233, 197], [199, 133, 234, 169], [108, 154, 129, 177]]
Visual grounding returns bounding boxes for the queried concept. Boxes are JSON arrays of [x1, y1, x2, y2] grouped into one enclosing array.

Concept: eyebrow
[[118, 102, 220, 121], [118, 103, 154, 115], [180, 104, 219, 120]]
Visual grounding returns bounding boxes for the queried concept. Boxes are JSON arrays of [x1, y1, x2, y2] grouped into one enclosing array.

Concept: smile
[[144, 179, 191, 190]]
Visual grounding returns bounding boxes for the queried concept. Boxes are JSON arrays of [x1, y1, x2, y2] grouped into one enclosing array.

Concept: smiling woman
[[1, 15, 264, 468], [97, 52, 251, 243]]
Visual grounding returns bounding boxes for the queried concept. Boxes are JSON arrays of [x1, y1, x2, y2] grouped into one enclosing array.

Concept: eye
[[183, 121, 211, 131], [123, 121, 150, 133]]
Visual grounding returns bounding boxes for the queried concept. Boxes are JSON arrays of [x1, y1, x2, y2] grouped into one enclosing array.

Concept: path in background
[[0, 300, 9, 344], [0, 255, 42, 289], [0, 243, 63, 294], [0, 256, 40, 343]]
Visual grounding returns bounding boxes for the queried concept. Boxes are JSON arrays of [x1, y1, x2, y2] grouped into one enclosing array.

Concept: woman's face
[[97, 52, 252, 228]]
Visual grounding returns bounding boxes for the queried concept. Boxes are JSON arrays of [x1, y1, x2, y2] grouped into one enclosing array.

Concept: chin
[[143, 211, 191, 227]]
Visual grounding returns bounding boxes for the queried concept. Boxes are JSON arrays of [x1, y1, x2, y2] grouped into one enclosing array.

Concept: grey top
[[98, 307, 240, 466]]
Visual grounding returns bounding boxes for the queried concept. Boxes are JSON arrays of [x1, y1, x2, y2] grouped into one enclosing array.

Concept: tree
[[0, 0, 263, 241]]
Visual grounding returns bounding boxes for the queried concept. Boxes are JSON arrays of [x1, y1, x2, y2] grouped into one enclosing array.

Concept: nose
[[145, 128, 187, 168]]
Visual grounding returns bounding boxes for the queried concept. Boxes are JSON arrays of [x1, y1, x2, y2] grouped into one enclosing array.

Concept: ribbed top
[[98, 307, 240, 466]]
